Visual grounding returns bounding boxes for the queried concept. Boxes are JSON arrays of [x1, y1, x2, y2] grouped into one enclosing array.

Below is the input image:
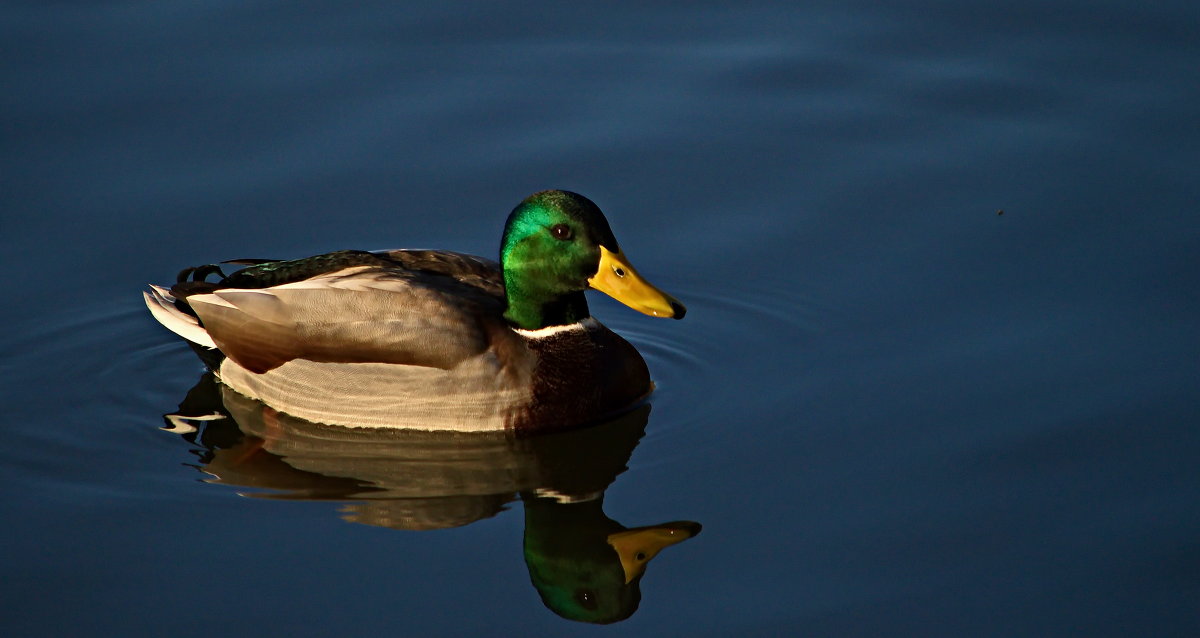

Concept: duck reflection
[[165, 373, 700, 624]]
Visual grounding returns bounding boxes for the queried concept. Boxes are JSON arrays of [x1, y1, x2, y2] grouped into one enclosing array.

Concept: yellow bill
[[588, 246, 686, 319], [607, 521, 702, 583]]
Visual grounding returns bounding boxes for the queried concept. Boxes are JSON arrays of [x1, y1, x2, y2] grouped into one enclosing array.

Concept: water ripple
[[600, 275, 832, 454]]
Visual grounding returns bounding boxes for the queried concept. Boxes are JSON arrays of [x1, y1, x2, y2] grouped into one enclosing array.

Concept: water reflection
[[164, 373, 700, 624]]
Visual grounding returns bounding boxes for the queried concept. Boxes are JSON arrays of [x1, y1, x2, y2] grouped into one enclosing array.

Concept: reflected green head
[[523, 522, 641, 624]]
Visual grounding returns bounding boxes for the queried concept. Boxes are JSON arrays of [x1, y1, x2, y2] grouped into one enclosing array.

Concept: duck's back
[[171, 250, 509, 372]]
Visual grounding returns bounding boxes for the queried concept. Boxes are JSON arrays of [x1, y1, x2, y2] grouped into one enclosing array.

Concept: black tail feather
[[176, 263, 228, 283]]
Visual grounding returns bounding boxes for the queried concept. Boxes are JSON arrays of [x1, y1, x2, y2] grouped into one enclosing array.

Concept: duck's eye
[[575, 589, 597, 610], [550, 224, 573, 240]]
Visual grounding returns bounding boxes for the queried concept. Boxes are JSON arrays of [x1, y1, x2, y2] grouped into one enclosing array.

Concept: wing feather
[[187, 265, 506, 373]]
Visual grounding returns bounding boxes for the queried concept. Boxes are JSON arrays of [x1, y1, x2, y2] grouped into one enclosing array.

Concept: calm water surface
[[3, 1, 1198, 636]]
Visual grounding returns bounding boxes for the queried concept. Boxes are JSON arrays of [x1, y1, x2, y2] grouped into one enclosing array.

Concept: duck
[[143, 190, 686, 433]]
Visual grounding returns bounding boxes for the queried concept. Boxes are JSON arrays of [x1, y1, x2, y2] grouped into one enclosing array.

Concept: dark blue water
[[3, 1, 1198, 635]]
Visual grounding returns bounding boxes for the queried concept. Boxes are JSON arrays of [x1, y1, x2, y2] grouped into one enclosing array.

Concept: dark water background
[[3, 1, 1198, 635]]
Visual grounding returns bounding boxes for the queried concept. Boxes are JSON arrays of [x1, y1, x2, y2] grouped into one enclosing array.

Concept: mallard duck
[[144, 190, 685, 433]]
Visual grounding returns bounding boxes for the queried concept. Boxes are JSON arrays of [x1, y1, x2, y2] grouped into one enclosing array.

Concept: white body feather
[[143, 286, 217, 349]]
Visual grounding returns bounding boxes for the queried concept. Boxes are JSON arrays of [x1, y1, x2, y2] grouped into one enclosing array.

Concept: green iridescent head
[[499, 190, 686, 330]]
